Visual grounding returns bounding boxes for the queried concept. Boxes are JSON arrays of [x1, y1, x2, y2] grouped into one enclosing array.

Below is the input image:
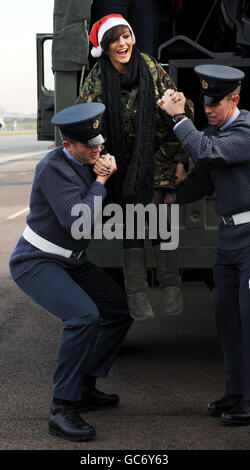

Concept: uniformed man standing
[[158, 64, 250, 425], [9, 103, 133, 441]]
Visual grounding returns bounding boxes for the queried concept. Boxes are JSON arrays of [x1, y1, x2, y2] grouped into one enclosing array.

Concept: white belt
[[23, 225, 83, 259], [222, 210, 250, 226]]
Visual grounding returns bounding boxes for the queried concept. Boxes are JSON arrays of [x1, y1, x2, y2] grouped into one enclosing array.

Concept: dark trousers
[[213, 246, 250, 399], [91, 0, 160, 57], [16, 260, 132, 401]]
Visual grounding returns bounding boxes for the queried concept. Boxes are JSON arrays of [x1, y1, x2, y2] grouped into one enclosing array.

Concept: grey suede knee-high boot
[[122, 248, 154, 320], [153, 245, 183, 315]]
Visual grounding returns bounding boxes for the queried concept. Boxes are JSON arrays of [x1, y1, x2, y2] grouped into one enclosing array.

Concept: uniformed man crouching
[[9, 103, 133, 441]]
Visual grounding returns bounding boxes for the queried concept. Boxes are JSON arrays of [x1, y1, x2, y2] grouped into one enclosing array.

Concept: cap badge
[[202, 80, 208, 89], [93, 119, 99, 129]]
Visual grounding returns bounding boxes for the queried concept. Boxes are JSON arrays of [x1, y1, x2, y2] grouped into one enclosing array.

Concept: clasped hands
[[157, 88, 186, 116], [94, 153, 117, 184]]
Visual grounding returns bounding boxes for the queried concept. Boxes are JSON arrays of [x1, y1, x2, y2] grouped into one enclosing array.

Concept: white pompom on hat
[[89, 13, 136, 57]]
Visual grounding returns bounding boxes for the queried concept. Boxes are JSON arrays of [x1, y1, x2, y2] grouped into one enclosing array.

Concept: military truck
[[36, 0, 250, 284]]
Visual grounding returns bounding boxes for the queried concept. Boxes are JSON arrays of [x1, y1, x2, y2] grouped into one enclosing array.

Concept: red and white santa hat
[[89, 14, 136, 58]]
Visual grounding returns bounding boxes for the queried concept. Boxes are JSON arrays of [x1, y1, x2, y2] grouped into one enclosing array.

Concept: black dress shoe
[[76, 387, 119, 412], [48, 404, 96, 441], [221, 400, 250, 425], [207, 394, 243, 416]]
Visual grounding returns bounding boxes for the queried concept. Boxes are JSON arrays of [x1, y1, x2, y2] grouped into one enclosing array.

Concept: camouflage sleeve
[[76, 64, 103, 104], [144, 56, 194, 190]]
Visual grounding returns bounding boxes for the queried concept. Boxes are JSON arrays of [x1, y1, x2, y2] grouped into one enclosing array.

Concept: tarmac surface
[[1, 135, 250, 459]]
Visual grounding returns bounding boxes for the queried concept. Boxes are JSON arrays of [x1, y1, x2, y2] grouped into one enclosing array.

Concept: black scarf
[[99, 47, 156, 205]]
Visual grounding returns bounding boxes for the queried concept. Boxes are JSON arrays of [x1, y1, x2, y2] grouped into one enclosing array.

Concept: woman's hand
[[175, 163, 187, 185], [93, 154, 112, 176], [157, 89, 186, 116], [94, 154, 117, 184]]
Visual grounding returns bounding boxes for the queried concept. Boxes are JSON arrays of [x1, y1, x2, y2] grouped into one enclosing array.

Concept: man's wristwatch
[[172, 113, 187, 124]]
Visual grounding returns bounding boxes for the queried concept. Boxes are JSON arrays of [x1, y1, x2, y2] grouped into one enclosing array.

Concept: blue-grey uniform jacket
[[9, 147, 107, 280], [174, 108, 250, 250]]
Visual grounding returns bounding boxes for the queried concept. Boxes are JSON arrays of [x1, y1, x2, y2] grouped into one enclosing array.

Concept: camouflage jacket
[[78, 53, 193, 189]]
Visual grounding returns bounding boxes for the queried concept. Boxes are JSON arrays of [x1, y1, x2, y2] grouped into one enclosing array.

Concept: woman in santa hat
[[77, 14, 193, 321]]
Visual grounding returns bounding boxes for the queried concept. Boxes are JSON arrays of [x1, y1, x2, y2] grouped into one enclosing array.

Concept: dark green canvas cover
[[52, 0, 92, 71]]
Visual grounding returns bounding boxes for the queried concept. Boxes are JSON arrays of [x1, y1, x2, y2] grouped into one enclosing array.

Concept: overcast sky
[[0, 0, 54, 115]]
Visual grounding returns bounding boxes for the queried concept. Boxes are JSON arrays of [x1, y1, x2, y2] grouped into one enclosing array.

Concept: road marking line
[[0, 150, 45, 164], [7, 207, 29, 219]]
